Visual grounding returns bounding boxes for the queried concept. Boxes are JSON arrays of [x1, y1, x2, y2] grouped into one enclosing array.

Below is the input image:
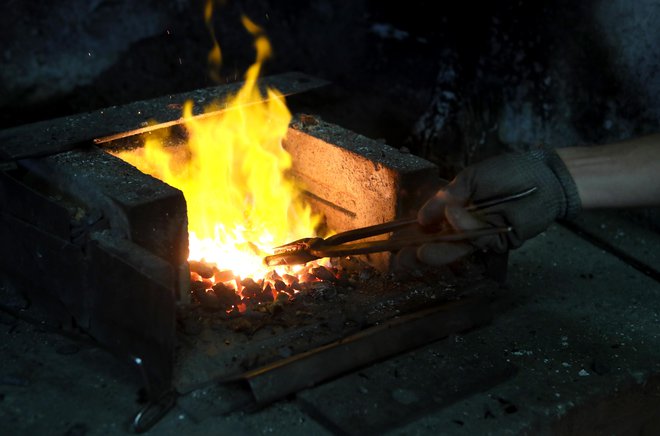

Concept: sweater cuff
[[539, 146, 582, 220]]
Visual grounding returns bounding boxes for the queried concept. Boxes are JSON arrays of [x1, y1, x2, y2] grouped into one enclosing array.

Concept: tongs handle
[[323, 186, 538, 246], [323, 218, 418, 246], [312, 226, 512, 259]]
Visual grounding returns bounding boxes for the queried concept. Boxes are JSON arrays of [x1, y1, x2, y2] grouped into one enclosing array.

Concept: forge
[[0, 72, 508, 430]]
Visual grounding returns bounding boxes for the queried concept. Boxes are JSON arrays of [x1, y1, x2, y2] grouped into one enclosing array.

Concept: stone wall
[[2, 0, 659, 180]]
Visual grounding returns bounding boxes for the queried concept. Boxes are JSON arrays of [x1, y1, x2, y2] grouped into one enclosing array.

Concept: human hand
[[412, 147, 581, 266]]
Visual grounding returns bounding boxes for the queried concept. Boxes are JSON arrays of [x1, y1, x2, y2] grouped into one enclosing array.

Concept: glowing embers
[[188, 257, 375, 314]]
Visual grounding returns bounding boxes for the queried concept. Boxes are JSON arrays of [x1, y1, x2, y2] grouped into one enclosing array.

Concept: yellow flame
[[113, 16, 322, 278]]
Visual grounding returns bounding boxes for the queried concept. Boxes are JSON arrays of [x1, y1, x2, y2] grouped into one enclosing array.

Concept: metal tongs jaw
[[267, 237, 325, 266], [264, 187, 538, 267]]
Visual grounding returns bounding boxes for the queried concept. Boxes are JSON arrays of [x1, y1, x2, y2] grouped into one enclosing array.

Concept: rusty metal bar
[[241, 297, 492, 404]]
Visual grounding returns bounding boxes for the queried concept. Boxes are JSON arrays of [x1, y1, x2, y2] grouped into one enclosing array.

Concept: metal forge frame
[[0, 73, 501, 418]]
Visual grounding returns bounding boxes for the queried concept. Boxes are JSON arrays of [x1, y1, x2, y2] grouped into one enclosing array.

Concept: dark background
[[2, 0, 659, 178]]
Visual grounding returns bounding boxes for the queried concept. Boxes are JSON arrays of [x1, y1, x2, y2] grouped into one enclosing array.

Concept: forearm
[[557, 134, 660, 209]]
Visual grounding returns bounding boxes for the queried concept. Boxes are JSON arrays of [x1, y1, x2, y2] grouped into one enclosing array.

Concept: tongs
[[264, 187, 537, 266]]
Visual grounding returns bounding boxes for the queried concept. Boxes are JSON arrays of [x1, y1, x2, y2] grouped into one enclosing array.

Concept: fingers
[[418, 190, 453, 227], [416, 205, 502, 267], [415, 177, 505, 267], [393, 245, 466, 279], [394, 247, 425, 272], [418, 175, 472, 227], [445, 204, 506, 252], [444, 204, 484, 231], [412, 206, 481, 267]]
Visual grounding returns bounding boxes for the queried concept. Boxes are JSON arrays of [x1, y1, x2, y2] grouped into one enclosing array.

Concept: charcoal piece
[[227, 306, 243, 318], [192, 286, 221, 311], [213, 268, 234, 283], [281, 274, 298, 286], [212, 283, 240, 309], [189, 260, 214, 279], [241, 278, 258, 288], [335, 270, 352, 287], [275, 291, 290, 303], [282, 286, 296, 297], [254, 285, 275, 303], [299, 272, 316, 283], [265, 270, 282, 282], [241, 281, 262, 299], [190, 279, 213, 293], [312, 266, 337, 282], [292, 281, 309, 293], [190, 281, 208, 293], [273, 280, 287, 292]]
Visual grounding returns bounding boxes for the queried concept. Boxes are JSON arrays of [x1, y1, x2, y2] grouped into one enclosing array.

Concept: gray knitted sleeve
[[535, 147, 582, 220]]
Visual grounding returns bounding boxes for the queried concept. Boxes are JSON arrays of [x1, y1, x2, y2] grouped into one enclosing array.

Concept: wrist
[[556, 146, 612, 209], [558, 137, 660, 208]]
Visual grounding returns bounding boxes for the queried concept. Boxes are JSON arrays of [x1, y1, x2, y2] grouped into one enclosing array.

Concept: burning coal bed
[[189, 257, 380, 318], [180, 250, 494, 343], [188, 257, 376, 317]]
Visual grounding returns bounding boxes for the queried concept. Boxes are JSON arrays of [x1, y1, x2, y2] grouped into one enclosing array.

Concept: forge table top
[[1, 210, 660, 435], [0, 72, 329, 162]]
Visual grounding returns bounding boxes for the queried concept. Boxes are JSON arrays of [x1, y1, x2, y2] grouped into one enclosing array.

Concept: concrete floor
[[2, 212, 660, 435]]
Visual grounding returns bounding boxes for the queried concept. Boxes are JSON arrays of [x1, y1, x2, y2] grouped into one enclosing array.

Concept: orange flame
[[113, 15, 322, 279]]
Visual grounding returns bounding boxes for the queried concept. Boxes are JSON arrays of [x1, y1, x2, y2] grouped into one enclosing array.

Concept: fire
[[113, 16, 322, 280]]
